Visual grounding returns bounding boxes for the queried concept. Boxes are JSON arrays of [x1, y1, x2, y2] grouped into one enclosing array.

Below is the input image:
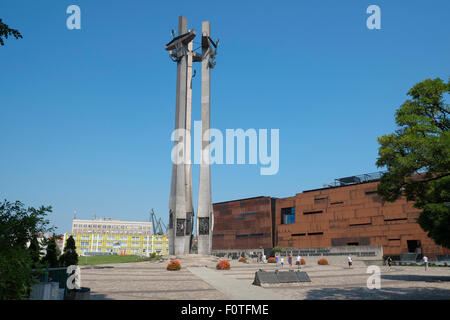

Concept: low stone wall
[[277, 245, 383, 266], [213, 245, 384, 266], [212, 249, 265, 260]]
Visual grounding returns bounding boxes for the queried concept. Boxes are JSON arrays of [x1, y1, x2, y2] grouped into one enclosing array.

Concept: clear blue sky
[[1, 0, 449, 234]]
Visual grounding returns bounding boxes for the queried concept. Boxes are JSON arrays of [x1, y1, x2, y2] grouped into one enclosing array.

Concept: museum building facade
[[212, 172, 450, 259]]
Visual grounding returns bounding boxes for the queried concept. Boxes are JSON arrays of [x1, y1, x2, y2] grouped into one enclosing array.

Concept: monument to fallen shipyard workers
[[165, 16, 218, 255]]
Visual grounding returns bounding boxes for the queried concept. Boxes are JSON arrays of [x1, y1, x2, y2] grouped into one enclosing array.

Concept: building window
[[281, 207, 295, 224], [303, 210, 323, 215]]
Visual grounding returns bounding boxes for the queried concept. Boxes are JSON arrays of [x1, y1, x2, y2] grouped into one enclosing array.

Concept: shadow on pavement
[[89, 293, 114, 300], [381, 274, 450, 282], [305, 287, 450, 300]]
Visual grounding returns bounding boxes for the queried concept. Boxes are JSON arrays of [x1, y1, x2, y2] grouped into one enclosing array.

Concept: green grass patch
[[78, 255, 161, 266]]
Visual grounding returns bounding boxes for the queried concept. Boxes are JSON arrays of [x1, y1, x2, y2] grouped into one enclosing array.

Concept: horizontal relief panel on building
[[355, 207, 380, 217], [348, 216, 372, 227]]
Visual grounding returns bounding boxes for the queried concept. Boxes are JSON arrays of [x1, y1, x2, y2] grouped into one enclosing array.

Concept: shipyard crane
[[150, 209, 167, 235]]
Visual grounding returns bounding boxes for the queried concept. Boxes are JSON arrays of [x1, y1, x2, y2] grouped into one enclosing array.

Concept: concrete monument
[[165, 16, 218, 255]]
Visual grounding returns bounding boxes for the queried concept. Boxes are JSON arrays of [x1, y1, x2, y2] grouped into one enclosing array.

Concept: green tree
[[60, 236, 78, 267], [0, 18, 22, 46], [41, 235, 60, 268], [28, 236, 41, 269], [272, 246, 283, 253], [376, 77, 450, 248], [0, 200, 53, 299]]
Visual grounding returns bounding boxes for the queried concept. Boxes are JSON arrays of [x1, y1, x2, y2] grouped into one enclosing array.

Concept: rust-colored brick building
[[212, 196, 276, 250], [212, 173, 450, 259]]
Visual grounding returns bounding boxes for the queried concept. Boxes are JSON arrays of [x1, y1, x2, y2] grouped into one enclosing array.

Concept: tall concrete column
[[184, 39, 194, 253], [197, 21, 214, 255], [167, 16, 192, 255]]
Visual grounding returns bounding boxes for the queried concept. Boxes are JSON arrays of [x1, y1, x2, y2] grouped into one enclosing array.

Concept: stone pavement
[[188, 267, 284, 300], [81, 255, 450, 300]]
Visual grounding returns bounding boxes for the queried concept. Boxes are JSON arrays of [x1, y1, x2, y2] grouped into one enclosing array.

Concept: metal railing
[[32, 267, 69, 299]]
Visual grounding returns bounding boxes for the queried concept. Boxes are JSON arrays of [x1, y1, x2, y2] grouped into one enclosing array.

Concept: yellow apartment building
[[63, 233, 169, 256]]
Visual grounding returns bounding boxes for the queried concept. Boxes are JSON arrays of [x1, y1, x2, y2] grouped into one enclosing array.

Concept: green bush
[[41, 235, 60, 268], [0, 200, 53, 299], [0, 248, 38, 299], [60, 236, 78, 267]]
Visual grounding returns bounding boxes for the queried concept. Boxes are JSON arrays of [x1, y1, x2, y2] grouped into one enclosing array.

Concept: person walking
[[423, 255, 429, 271], [386, 256, 393, 271], [296, 254, 302, 269], [348, 254, 353, 269], [288, 252, 293, 267], [275, 254, 279, 266], [280, 257, 284, 268]]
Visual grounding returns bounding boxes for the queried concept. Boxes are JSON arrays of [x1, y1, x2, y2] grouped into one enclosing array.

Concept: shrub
[[0, 200, 54, 299], [267, 257, 276, 263], [317, 258, 329, 265], [216, 259, 231, 270], [301, 258, 306, 265], [167, 260, 182, 271], [238, 257, 247, 263], [60, 235, 78, 267], [41, 235, 60, 268]]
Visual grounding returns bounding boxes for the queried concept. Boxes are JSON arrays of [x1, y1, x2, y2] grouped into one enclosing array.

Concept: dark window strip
[[384, 218, 407, 222], [303, 210, 323, 215], [241, 211, 257, 216]]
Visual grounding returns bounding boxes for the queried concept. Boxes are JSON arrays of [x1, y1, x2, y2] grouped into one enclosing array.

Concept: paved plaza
[[82, 255, 450, 300]]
